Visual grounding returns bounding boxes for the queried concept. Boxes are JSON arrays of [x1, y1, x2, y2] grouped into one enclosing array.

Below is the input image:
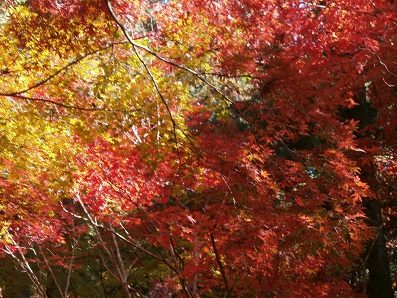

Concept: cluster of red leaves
[[0, 161, 72, 254], [1, 0, 397, 296], [69, 104, 374, 296]]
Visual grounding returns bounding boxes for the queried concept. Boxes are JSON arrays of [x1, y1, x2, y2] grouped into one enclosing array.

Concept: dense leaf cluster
[[0, 0, 396, 297]]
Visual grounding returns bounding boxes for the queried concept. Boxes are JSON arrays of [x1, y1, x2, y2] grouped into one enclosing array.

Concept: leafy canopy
[[0, 0, 396, 297]]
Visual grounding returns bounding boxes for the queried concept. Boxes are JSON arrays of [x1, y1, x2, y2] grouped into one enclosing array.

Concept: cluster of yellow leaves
[[0, 0, 229, 211]]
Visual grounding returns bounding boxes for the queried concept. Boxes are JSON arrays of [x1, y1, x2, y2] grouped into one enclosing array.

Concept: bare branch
[[2, 243, 47, 297], [210, 232, 232, 298], [72, 193, 178, 270], [38, 246, 65, 298], [0, 43, 126, 97], [3, 94, 142, 112]]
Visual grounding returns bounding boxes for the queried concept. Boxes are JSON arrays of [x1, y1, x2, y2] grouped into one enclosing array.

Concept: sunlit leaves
[[0, 0, 396, 296]]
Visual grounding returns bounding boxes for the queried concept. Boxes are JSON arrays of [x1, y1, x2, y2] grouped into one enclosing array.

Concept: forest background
[[0, 0, 397, 297]]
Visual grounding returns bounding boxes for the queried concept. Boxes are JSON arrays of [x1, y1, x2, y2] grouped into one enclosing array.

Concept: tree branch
[[210, 232, 232, 298], [3, 94, 142, 112], [0, 43, 125, 97]]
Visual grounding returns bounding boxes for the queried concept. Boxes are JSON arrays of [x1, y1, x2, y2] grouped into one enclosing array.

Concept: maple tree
[[0, 0, 396, 297]]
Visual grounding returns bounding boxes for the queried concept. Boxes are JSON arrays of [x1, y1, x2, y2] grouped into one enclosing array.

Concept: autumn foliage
[[0, 0, 397, 297]]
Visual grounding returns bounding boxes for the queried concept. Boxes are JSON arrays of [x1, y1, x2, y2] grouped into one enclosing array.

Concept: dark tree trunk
[[341, 86, 394, 297], [364, 198, 394, 298]]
